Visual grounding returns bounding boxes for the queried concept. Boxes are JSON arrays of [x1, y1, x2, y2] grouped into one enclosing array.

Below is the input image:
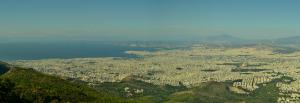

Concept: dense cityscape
[[10, 44, 300, 103]]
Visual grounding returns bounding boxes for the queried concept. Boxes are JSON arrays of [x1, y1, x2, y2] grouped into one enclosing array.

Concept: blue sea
[[0, 41, 155, 60]]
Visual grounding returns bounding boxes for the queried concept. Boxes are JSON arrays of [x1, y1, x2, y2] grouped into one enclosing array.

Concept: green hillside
[[0, 62, 134, 103]]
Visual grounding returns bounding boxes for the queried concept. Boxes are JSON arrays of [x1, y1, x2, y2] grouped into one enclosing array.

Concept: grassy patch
[[93, 76, 187, 103]]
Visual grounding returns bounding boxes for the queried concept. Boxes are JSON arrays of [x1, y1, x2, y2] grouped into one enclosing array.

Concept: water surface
[[0, 41, 155, 60]]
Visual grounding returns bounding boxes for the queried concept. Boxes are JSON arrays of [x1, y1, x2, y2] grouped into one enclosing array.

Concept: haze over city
[[1, 0, 300, 42]]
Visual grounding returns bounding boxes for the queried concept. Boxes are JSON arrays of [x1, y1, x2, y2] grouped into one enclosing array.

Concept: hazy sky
[[1, 0, 300, 41]]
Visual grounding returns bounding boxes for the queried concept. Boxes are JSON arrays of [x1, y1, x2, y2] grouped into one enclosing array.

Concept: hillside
[[0, 60, 287, 103], [0, 62, 133, 103]]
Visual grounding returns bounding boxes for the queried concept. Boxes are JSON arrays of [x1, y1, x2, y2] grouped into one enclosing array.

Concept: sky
[[1, 0, 300, 42]]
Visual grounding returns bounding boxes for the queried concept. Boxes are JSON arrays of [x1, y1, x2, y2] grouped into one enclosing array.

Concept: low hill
[[0, 62, 134, 103]]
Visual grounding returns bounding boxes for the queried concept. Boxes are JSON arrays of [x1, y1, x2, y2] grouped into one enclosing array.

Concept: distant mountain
[[275, 36, 300, 44], [199, 34, 253, 45]]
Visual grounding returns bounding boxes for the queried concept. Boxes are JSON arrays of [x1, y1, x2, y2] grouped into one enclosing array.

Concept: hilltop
[[0, 61, 133, 103]]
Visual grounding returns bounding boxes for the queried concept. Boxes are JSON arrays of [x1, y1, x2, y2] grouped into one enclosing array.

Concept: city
[[10, 44, 300, 102]]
